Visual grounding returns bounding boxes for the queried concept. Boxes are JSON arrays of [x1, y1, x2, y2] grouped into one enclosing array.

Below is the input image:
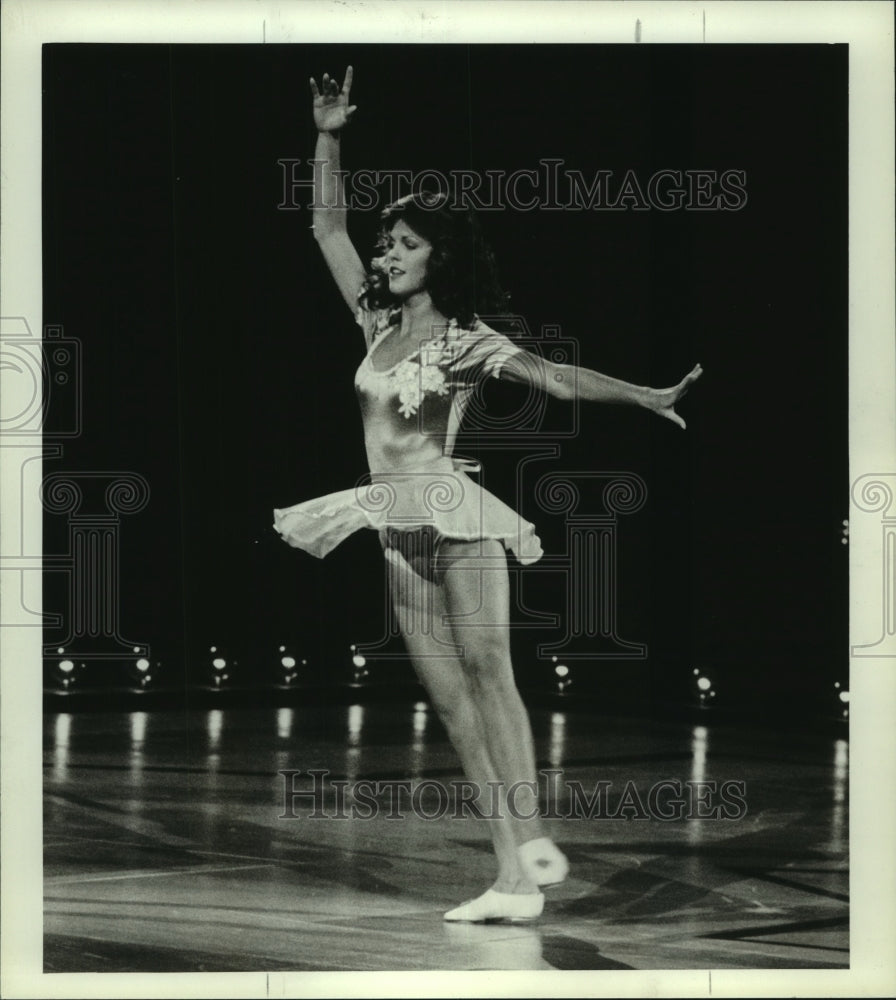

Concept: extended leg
[[382, 543, 537, 894], [440, 539, 568, 886]]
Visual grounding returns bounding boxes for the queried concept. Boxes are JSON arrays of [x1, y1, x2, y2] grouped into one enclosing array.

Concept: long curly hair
[[359, 192, 509, 328]]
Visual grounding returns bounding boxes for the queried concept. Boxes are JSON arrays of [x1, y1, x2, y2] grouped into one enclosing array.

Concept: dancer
[[273, 67, 702, 922]]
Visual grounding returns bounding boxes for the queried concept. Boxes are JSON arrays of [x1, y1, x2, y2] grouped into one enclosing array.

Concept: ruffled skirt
[[273, 456, 543, 569]]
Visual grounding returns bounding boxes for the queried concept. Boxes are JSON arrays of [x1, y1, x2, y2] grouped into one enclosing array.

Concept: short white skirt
[[273, 456, 543, 568]]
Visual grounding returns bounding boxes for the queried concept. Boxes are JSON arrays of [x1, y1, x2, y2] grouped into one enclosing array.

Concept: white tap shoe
[[443, 888, 545, 923]]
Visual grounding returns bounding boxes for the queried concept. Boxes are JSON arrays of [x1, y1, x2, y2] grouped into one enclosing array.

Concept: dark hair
[[359, 192, 509, 328]]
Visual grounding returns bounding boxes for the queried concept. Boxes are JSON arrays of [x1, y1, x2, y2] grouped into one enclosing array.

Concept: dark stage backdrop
[[42, 44, 848, 715]]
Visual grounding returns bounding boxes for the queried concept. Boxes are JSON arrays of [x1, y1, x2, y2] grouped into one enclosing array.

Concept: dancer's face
[[385, 220, 432, 299]]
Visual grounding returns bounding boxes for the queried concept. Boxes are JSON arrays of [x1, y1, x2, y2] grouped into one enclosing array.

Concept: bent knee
[[458, 646, 516, 692]]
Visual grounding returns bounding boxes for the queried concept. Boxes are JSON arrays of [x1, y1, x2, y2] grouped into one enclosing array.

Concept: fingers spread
[[342, 65, 354, 93], [662, 408, 685, 429]]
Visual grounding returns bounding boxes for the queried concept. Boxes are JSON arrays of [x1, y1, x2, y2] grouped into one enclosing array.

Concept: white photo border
[[1, 1, 893, 997]]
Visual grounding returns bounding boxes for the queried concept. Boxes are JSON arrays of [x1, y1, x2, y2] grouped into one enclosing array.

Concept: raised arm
[[501, 351, 703, 429], [309, 67, 367, 315]]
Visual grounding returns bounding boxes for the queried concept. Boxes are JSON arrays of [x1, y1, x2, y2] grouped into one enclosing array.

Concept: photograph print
[[35, 35, 853, 976]]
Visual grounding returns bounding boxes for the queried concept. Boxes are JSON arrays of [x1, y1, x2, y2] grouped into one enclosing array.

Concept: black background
[[42, 44, 848, 715]]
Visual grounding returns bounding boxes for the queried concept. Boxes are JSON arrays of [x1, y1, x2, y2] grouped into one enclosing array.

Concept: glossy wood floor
[[44, 701, 848, 972]]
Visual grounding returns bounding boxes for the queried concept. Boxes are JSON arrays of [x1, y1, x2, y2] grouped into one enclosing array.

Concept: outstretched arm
[[501, 351, 703, 429], [308, 67, 367, 314]]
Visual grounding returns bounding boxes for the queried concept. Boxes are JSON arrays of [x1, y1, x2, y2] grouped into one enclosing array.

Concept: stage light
[[202, 643, 239, 691], [831, 682, 849, 720], [46, 659, 86, 692], [693, 672, 715, 709], [554, 663, 572, 693], [275, 644, 300, 685], [351, 647, 369, 684], [204, 642, 238, 688], [49, 658, 80, 690], [128, 655, 157, 689]]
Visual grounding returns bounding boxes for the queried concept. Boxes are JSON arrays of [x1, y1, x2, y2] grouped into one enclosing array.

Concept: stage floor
[[44, 702, 848, 972]]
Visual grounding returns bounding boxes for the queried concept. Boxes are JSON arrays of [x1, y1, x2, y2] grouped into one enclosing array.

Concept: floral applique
[[358, 309, 474, 419], [391, 317, 464, 418], [392, 356, 449, 418]]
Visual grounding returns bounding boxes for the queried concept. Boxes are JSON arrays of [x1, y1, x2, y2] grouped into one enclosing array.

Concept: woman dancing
[[273, 67, 702, 923]]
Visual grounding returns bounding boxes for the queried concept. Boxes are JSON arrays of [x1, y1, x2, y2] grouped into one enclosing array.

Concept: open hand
[[647, 364, 703, 429], [310, 66, 357, 133]]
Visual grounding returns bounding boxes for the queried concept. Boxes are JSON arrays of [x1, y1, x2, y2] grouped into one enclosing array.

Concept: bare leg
[[439, 539, 545, 848], [383, 545, 536, 893]]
